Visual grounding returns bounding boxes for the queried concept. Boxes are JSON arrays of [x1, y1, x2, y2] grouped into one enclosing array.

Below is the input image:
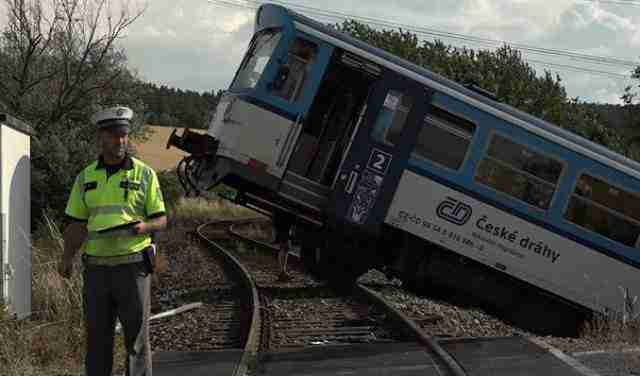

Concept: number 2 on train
[[368, 149, 392, 174]]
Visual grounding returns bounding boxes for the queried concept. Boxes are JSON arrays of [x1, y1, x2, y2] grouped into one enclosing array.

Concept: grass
[[569, 291, 640, 373], [582, 323, 640, 373], [171, 196, 257, 225], [582, 313, 640, 347], [581, 287, 640, 347], [0, 196, 256, 376], [0, 214, 88, 375]]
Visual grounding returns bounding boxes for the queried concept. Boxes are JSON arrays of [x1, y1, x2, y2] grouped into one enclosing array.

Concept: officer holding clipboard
[[58, 106, 167, 376]]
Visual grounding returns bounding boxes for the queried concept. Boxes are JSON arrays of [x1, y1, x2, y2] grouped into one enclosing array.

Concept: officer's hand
[[58, 260, 72, 279], [131, 222, 148, 235]]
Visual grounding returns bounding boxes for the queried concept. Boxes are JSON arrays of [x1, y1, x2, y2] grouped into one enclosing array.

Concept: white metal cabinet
[[0, 113, 33, 319]]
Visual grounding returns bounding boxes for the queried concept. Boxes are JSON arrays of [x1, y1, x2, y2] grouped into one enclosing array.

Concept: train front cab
[[195, 6, 438, 280], [202, 7, 343, 221]]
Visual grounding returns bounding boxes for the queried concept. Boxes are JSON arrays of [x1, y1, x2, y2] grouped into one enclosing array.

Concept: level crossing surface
[[573, 349, 640, 376], [153, 350, 244, 376], [152, 336, 599, 376]]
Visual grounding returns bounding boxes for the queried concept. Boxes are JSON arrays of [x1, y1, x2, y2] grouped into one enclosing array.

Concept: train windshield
[[231, 29, 282, 90]]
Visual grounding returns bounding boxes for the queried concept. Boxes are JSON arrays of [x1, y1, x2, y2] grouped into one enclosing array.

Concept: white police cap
[[91, 106, 133, 131]]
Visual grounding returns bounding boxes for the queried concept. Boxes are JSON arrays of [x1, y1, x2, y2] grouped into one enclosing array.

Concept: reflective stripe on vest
[[89, 204, 139, 217], [87, 229, 136, 241], [79, 170, 87, 207]]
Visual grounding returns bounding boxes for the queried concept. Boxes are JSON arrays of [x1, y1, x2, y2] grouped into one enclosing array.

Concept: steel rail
[[226, 222, 468, 376], [196, 218, 268, 376], [356, 284, 467, 376]]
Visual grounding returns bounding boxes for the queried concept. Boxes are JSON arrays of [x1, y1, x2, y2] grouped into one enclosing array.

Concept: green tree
[[621, 66, 640, 106], [619, 66, 640, 149], [0, 0, 147, 221], [140, 82, 222, 129]]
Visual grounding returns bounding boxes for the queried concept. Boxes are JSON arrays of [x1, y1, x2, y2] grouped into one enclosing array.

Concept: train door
[[329, 71, 433, 235], [262, 34, 332, 179], [281, 51, 380, 210]]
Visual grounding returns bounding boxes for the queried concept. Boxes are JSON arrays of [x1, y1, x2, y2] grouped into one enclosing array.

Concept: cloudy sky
[[121, 0, 640, 104]]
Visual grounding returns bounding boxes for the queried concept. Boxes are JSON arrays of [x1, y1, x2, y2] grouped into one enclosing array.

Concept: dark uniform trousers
[[83, 261, 151, 376]]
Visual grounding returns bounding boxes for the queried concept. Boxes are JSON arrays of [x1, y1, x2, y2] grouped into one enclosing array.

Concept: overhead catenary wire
[[526, 59, 630, 79], [578, 0, 640, 7], [208, 0, 634, 80], [262, 0, 637, 68]]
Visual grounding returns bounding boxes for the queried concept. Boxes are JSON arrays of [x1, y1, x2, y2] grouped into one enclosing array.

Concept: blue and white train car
[[169, 3, 640, 334]]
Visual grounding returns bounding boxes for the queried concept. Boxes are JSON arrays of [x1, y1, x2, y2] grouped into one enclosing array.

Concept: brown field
[[132, 126, 205, 172]]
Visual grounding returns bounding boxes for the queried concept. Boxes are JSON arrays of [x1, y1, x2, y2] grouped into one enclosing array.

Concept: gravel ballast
[[149, 217, 639, 373], [359, 269, 640, 366], [149, 222, 247, 352]]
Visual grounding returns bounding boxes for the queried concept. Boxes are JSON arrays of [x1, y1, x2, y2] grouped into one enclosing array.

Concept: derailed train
[[168, 3, 640, 335]]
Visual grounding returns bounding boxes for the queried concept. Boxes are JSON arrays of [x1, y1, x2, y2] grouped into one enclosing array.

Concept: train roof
[[255, 4, 640, 181]]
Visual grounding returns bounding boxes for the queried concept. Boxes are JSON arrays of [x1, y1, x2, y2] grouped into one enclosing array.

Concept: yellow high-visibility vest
[[65, 156, 166, 257]]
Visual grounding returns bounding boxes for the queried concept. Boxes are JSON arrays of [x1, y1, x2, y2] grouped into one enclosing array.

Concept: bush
[[0, 0, 148, 225], [157, 170, 184, 209]]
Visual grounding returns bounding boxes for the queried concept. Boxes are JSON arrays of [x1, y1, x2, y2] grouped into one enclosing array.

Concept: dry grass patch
[[579, 313, 640, 373], [540, 294, 640, 374], [131, 126, 203, 172], [581, 315, 640, 348], [171, 196, 258, 225], [155, 197, 265, 274], [579, 289, 640, 351], [237, 222, 274, 244], [0, 214, 118, 376]]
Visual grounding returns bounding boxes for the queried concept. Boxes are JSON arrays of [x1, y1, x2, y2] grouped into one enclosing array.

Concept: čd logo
[[436, 197, 472, 226]]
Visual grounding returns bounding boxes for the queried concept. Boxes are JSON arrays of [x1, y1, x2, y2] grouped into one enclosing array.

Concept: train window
[[412, 106, 476, 170], [271, 38, 318, 102], [565, 174, 640, 247], [231, 29, 282, 91], [475, 134, 563, 210], [371, 90, 413, 146]]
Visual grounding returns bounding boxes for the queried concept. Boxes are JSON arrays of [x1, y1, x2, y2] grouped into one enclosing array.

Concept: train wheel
[[510, 294, 582, 337], [323, 256, 359, 292], [401, 255, 430, 296], [402, 277, 422, 295], [328, 271, 358, 292], [301, 245, 314, 271], [301, 244, 324, 278], [318, 244, 358, 288]]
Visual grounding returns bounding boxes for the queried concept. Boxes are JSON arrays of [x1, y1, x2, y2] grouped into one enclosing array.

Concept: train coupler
[[166, 128, 218, 157]]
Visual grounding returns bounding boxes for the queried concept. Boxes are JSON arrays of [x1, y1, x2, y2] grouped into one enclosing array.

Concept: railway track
[[149, 219, 259, 352], [150, 216, 599, 376], [194, 219, 467, 376]]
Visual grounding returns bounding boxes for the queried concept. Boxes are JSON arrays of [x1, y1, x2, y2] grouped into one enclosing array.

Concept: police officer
[[57, 106, 167, 376]]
